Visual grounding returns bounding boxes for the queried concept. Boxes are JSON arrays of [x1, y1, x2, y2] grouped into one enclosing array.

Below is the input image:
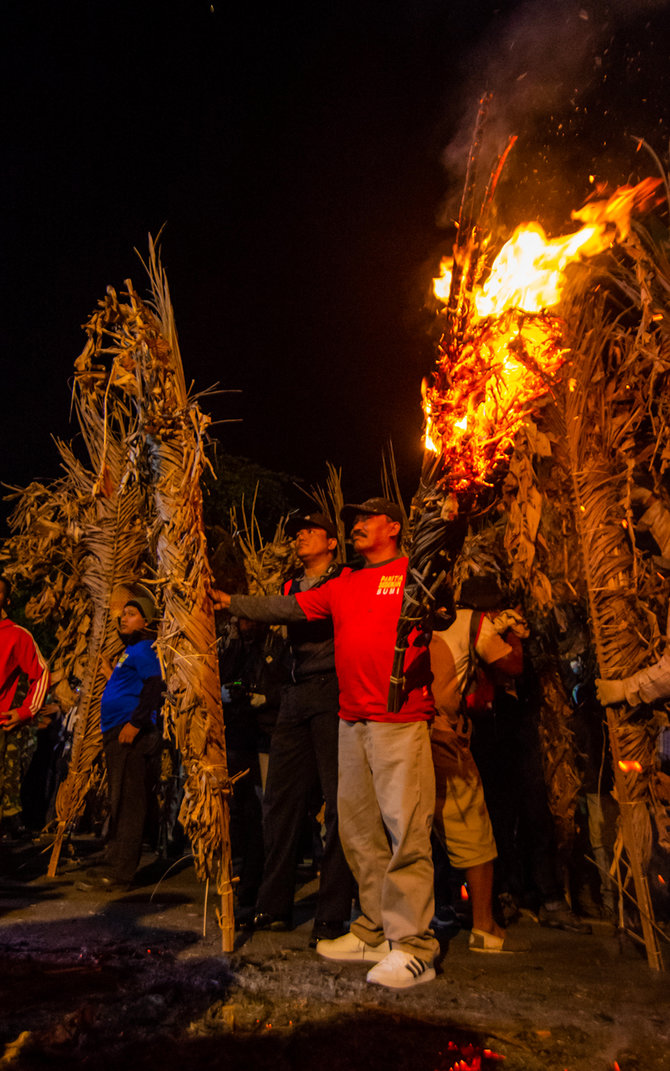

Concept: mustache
[[351, 527, 366, 539]]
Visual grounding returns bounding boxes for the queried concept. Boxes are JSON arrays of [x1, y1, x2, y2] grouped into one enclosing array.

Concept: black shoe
[[242, 911, 291, 933], [431, 904, 462, 934], [76, 869, 130, 893], [309, 919, 349, 948], [538, 902, 592, 934]]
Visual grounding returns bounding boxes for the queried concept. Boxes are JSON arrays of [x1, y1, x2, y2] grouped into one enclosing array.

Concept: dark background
[[3, 0, 670, 527]]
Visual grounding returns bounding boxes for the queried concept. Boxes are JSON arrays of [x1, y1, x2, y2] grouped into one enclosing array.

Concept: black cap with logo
[[286, 511, 338, 540], [340, 497, 404, 528]]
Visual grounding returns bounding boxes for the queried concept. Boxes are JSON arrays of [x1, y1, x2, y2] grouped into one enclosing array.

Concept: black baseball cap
[[340, 497, 404, 527], [286, 511, 338, 540]]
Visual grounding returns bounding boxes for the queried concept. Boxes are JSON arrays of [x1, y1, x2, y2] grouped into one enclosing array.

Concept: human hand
[[595, 678, 626, 706], [118, 722, 140, 745], [493, 610, 530, 639], [0, 709, 22, 731], [209, 586, 232, 611], [36, 702, 60, 730]]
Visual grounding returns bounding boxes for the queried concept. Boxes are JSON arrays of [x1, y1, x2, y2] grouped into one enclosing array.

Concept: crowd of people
[[1, 496, 666, 991], [209, 498, 623, 989]]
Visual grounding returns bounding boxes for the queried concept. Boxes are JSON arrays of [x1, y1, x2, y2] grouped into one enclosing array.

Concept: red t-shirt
[[294, 557, 434, 723]]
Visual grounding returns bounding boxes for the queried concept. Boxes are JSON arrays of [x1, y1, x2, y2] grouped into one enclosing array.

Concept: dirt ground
[[0, 836, 668, 1071]]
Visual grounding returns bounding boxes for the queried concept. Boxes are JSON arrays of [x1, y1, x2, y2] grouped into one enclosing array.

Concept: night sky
[[4, 0, 670, 530]]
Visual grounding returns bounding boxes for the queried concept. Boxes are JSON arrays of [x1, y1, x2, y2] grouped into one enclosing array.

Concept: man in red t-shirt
[[211, 498, 438, 989]]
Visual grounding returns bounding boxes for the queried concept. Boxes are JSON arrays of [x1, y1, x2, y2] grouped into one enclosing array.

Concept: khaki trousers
[[338, 718, 439, 962]]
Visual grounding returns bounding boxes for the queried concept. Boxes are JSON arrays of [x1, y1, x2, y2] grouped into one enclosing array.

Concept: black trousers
[[256, 674, 354, 924], [470, 697, 564, 905], [102, 726, 161, 882]]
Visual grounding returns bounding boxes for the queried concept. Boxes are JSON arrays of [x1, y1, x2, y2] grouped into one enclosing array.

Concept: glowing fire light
[[434, 256, 453, 303], [425, 178, 662, 493], [618, 759, 643, 774]]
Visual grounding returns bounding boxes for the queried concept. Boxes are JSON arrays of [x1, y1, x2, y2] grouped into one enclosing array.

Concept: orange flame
[[433, 256, 453, 303], [425, 178, 662, 491]]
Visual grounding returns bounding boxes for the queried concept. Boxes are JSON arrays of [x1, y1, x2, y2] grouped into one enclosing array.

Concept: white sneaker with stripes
[[316, 931, 391, 962], [365, 949, 436, 989]]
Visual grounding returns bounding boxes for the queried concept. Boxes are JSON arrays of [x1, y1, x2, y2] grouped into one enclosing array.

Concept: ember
[[434, 1039, 505, 1071]]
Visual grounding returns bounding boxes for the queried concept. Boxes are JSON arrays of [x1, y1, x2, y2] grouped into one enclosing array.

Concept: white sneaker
[[316, 931, 391, 963], [366, 949, 436, 989]]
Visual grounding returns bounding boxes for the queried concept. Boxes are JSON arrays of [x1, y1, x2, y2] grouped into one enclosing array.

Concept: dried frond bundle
[[231, 497, 297, 597], [560, 286, 665, 967], [130, 239, 234, 948], [306, 462, 346, 560], [502, 414, 563, 614], [452, 524, 508, 594], [47, 406, 148, 871]]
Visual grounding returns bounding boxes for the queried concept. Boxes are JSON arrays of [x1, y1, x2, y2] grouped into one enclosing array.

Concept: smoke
[[439, 0, 670, 224]]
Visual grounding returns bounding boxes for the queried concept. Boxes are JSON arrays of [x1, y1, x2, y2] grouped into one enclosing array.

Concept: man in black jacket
[[231, 512, 354, 943]]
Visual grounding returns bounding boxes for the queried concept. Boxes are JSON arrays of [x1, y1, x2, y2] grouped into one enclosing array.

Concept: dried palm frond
[[503, 414, 559, 615], [231, 494, 298, 596], [380, 442, 408, 526], [2, 386, 149, 875], [46, 392, 148, 873], [560, 286, 666, 969], [36, 240, 235, 946], [491, 402, 584, 848], [306, 462, 345, 560], [452, 523, 507, 594], [131, 239, 235, 949]]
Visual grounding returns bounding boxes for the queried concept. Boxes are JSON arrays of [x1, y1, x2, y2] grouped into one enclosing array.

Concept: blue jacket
[[100, 636, 163, 733]]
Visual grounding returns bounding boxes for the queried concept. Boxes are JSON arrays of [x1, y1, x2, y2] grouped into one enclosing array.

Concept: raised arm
[[209, 587, 307, 625]]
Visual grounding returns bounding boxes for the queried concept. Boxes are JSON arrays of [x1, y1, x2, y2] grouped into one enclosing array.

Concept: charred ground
[[0, 837, 667, 1071]]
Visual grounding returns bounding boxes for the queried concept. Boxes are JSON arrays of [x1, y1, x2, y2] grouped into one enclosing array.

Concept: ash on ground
[[0, 838, 667, 1071]]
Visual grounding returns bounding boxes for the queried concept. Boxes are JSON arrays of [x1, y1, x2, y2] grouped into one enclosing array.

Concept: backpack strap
[[465, 609, 484, 688], [458, 609, 485, 724]]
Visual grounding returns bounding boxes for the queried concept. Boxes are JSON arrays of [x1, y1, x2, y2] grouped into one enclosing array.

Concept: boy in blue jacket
[[78, 593, 163, 891]]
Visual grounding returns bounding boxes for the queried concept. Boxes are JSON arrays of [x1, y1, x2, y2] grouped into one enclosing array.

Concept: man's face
[[294, 526, 335, 561], [350, 513, 399, 556], [119, 604, 148, 635]]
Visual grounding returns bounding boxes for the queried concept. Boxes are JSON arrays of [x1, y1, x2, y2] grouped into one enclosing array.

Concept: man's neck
[[301, 553, 335, 578], [361, 546, 402, 566]]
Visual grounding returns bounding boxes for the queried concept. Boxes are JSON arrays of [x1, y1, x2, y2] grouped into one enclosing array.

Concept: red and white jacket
[[0, 618, 50, 721]]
